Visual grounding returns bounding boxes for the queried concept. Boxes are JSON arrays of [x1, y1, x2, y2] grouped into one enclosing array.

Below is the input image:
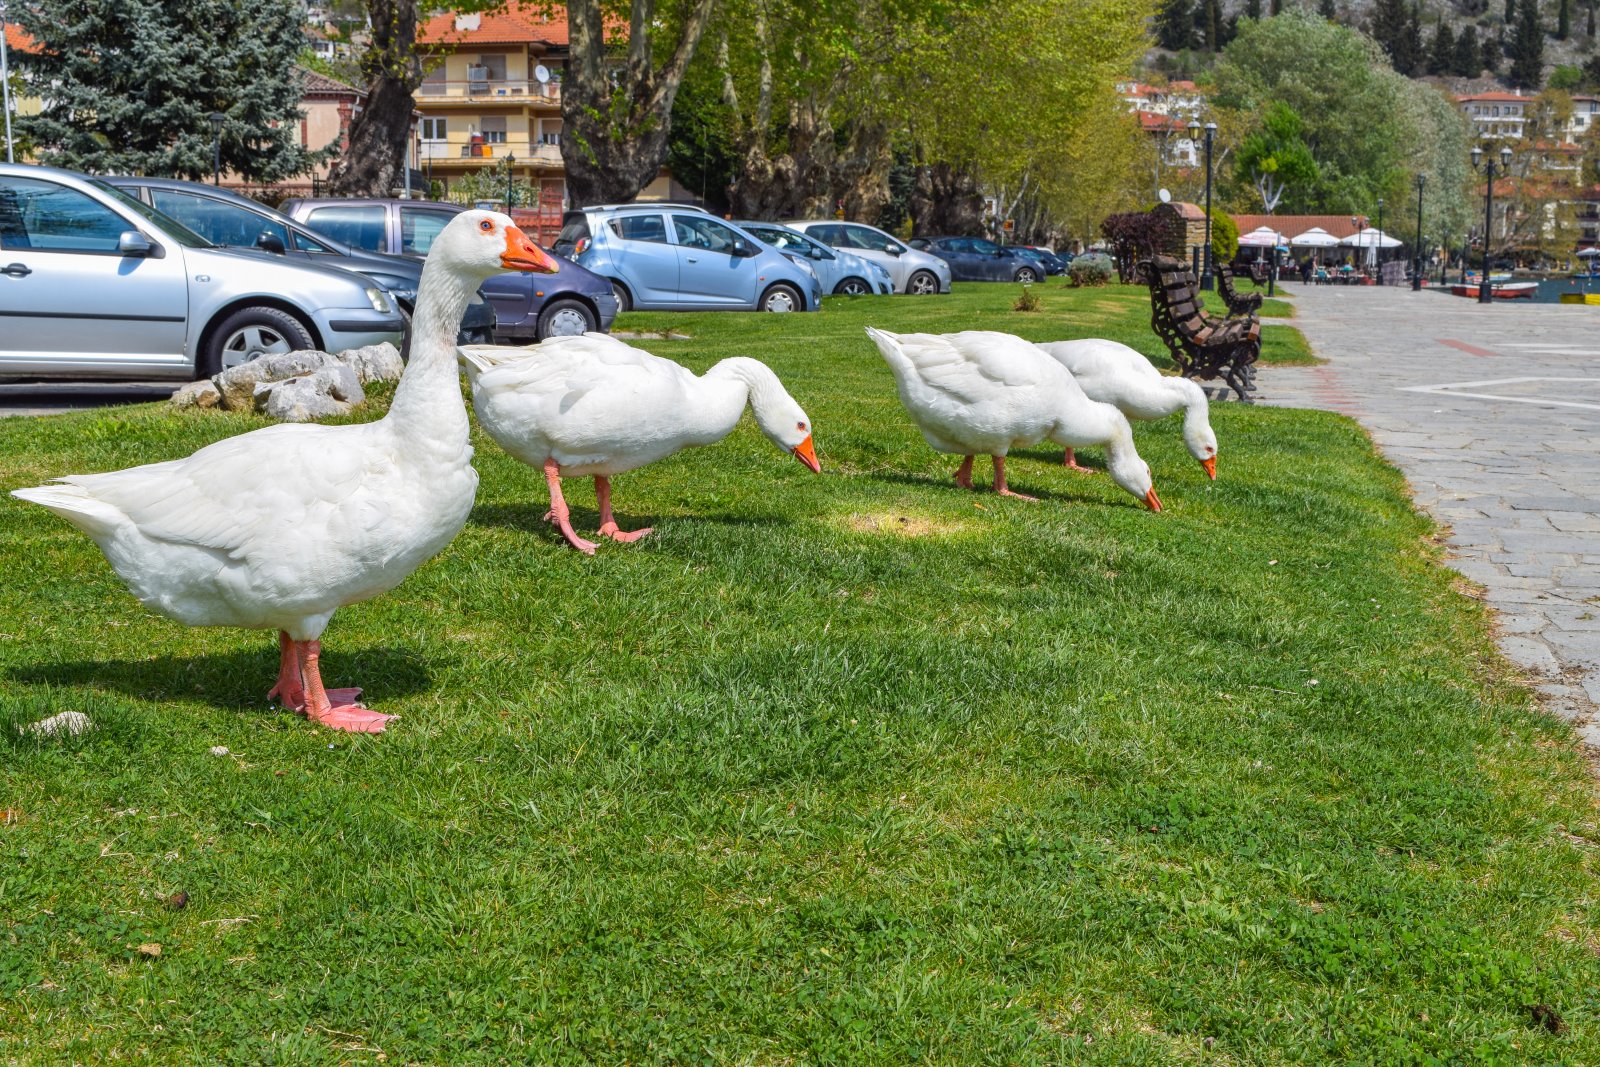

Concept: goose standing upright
[[1036, 338, 1218, 479], [866, 328, 1161, 510], [11, 211, 559, 732], [460, 333, 820, 554]]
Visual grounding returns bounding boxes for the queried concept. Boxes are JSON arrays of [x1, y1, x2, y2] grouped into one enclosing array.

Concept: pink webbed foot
[[268, 630, 306, 710], [996, 487, 1040, 502], [294, 639, 395, 734], [1061, 448, 1098, 475], [306, 701, 397, 734], [991, 457, 1037, 501], [597, 521, 653, 543]]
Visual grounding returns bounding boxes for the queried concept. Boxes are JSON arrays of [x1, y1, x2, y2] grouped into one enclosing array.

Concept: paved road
[[0, 380, 177, 418], [1259, 283, 1600, 749]]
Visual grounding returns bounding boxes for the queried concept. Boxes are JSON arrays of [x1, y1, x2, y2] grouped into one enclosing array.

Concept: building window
[[479, 116, 507, 144], [420, 117, 446, 141]]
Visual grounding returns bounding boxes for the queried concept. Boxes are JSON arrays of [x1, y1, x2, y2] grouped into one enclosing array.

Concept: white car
[[783, 220, 953, 295]]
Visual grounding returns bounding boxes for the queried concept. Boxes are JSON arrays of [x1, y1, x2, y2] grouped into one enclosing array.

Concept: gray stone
[[213, 349, 340, 410], [22, 711, 93, 738], [254, 364, 364, 422], [335, 342, 404, 385], [1498, 636, 1561, 675], [169, 379, 222, 411]]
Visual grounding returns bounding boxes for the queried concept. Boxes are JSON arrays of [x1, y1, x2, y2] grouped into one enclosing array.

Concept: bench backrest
[[1145, 256, 1211, 341]]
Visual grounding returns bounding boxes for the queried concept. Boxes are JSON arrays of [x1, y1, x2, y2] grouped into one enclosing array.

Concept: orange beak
[[501, 224, 560, 273], [1144, 486, 1163, 512], [793, 434, 821, 473], [1200, 455, 1217, 480]]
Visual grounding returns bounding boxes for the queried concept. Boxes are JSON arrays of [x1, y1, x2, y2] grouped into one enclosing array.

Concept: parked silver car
[[736, 221, 894, 295], [0, 164, 404, 380], [783, 220, 952, 294]]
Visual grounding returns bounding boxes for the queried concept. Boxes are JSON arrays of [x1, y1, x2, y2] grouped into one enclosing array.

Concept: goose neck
[[385, 262, 477, 441], [708, 357, 785, 416]]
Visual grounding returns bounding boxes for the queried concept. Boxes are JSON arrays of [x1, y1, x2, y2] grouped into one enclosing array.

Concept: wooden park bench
[[1140, 256, 1260, 400], [1217, 262, 1264, 317]]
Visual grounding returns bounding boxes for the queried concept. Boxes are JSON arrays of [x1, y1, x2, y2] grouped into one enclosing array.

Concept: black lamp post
[[1412, 174, 1426, 292], [208, 111, 225, 186], [1187, 118, 1218, 290], [505, 152, 516, 210], [1471, 144, 1514, 303], [1373, 197, 1385, 283]]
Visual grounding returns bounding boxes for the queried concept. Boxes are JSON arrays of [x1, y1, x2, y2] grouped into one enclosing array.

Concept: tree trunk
[[327, 0, 421, 197], [909, 163, 985, 236], [562, 0, 718, 206]]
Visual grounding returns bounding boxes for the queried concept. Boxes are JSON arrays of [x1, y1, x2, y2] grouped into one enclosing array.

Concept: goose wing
[[462, 333, 691, 415], [883, 330, 1049, 404]]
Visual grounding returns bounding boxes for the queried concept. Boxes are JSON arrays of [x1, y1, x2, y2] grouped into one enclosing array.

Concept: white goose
[[11, 211, 560, 733], [460, 333, 820, 554], [866, 328, 1161, 509], [1036, 338, 1218, 479]]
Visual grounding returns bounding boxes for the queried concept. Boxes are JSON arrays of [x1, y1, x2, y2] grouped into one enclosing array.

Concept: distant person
[[1299, 258, 1313, 284]]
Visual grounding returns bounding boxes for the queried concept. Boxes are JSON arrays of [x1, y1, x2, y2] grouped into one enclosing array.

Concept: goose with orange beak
[[460, 332, 820, 554]]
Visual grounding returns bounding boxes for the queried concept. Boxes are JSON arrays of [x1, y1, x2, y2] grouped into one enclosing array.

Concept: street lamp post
[[1187, 118, 1218, 290], [1412, 174, 1426, 292], [0, 0, 14, 164], [1470, 144, 1514, 304], [208, 112, 225, 186], [505, 153, 516, 210], [1374, 197, 1385, 283]]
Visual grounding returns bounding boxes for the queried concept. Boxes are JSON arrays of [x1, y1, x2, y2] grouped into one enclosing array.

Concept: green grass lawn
[[2, 284, 1596, 1064]]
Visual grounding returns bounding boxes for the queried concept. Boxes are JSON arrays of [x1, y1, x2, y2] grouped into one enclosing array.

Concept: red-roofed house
[[1457, 90, 1531, 140]]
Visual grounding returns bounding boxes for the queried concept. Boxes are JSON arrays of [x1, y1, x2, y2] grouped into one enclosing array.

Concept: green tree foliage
[[1549, 63, 1584, 87], [1156, 0, 1196, 50], [1318, 0, 1337, 19], [1209, 209, 1239, 263], [1510, 0, 1545, 87], [1271, 0, 1283, 15], [1245, 0, 1262, 20], [1559, 0, 1571, 37], [1235, 101, 1320, 211], [1506, 0, 1516, 23], [13, 0, 322, 182], [1429, 20, 1456, 73], [1456, 23, 1481, 74], [1484, 28, 1502, 72], [1371, 0, 1420, 73]]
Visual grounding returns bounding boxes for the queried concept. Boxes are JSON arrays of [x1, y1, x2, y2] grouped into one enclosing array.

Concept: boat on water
[[1450, 280, 1538, 299]]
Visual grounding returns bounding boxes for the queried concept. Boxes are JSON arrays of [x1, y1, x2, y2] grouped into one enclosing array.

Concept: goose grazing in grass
[[460, 332, 820, 554], [1036, 338, 1218, 479], [11, 211, 560, 733], [866, 327, 1161, 510]]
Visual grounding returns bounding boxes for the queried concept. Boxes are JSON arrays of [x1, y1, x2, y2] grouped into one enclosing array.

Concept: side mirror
[[118, 231, 153, 257], [256, 232, 286, 254], [731, 239, 751, 257], [886, 245, 904, 256]]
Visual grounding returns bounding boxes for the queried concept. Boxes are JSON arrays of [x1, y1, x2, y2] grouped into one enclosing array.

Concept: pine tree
[[1318, 0, 1337, 18], [1588, 0, 1595, 37], [1372, 0, 1418, 72], [1510, 0, 1545, 86], [1156, 0, 1195, 49], [1270, 0, 1283, 14], [1456, 22, 1482, 74], [13, 0, 322, 182], [1559, 0, 1571, 37], [1245, 0, 1262, 20], [1484, 30, 1501, 73], [1430, 20, 1457, 73], [1506, 0, 1516, 23], [1405, 3, 1425, 72]]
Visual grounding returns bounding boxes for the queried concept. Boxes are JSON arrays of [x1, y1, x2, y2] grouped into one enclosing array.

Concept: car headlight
[[783, 252, 818, 277], [364, 287, 394, 314]]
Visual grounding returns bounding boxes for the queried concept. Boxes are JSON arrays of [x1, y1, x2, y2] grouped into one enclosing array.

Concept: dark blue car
[[907, 236, 1042, 282], [280, 197, 619, 341]]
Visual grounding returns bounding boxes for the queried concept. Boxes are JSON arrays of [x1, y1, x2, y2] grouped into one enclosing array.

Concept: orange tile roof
[[418, 3, 573, 47], [1138, 110, 1187, 132], [4, 24, 38, 53], [1231, 213, 1370, 239], [1169, 80, 1198, 91]]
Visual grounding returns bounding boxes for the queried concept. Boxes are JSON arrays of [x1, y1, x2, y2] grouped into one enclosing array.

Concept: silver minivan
[[0, 164, 404, 380], [784, 220, 952, 294]]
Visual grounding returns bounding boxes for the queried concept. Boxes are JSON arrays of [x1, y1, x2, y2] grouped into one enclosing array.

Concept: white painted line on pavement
[[1397, 376, 1600, 412]]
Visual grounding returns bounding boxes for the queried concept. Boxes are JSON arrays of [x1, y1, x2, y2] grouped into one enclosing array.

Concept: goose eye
[[479, 220, 494, 232], [796, 421, 807, 431]]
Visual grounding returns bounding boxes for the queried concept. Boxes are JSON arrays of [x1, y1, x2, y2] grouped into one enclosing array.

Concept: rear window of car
[[400, 208, 454, 254], [149, 189, 289, 250], [556, 214, 590, 249], [607, 213, 667, 243], [304, 205, 387, 252], [805, 224, 844, 246], [841, 225, 900, 253]]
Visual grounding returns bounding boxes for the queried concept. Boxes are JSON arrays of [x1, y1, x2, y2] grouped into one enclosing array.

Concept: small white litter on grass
[[209, 746, 230, 757], [21, 711, 92, 738]]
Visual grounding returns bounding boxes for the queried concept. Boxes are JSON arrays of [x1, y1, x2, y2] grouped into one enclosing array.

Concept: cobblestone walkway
[[1257, 283, 1600, 749]]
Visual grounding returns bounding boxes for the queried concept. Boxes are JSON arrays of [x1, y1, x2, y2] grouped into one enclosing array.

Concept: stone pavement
[[1254, 283, 1600, 750]]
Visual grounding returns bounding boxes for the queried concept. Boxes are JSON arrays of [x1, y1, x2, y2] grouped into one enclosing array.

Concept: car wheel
[[536, 298, 597, 339], [202, 306, 313, 378], [908, 270, 939, 295], [1014, 267, 1038, 284], [833, 277, 871, 296], [609, 280, 633, 312], [761, 283, 802, 312]]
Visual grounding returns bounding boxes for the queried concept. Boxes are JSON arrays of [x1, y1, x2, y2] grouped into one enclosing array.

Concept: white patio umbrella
[[1290, 227, 1341, 247], [1341, 227, 1403, 267], [1238, 225, 1288, 247], [1577, 246, 1600, 258]]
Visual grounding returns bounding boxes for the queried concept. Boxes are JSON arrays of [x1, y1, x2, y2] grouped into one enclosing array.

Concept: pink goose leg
[[992, 456, 1038, 501], [543, 457, 598, 555], [1061, 447, 1098, 474], [296, 639, 394, 733], [594, 475, 652, 542], [953, 455, 975, 490], [268, 630, 361, 711]]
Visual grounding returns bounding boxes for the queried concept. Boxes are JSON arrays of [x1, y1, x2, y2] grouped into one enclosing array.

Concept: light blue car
[[736, 221, 894, 296], [555, 204, 823, 312]]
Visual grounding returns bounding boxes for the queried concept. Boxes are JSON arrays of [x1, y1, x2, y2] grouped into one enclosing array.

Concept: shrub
[[1067, 254, 1113, 287], [1210, 210, 1239, 265], [1012, 286, 1043, 311], [1101, 212, 1166, 283]]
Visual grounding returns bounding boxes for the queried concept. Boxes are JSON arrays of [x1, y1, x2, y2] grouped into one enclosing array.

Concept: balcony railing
[[418, 141, 563, 164], [417, 79, 562, 103]]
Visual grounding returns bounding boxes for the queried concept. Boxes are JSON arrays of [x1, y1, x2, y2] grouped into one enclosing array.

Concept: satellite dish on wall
[[534, 65, 551, 83], [1158, 188, 1172, 204]]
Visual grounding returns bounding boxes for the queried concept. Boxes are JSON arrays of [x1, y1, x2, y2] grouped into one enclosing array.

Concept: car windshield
[[90, 180, 211, 248]]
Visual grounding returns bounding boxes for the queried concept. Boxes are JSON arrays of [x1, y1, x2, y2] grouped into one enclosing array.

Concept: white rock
[[213, 349, 339, 410], [169, 379, 222, 411], [335, 342, 404, 384], [22, 711, 93, 738], [209, 745, 230, 757], [254, 364, 365, 422]]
